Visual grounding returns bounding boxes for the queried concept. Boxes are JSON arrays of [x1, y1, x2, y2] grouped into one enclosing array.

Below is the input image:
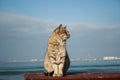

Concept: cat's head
[[53, 24, 70, 41]]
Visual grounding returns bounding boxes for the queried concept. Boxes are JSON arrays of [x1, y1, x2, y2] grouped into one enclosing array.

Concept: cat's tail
[[44, 70, 54, 76]]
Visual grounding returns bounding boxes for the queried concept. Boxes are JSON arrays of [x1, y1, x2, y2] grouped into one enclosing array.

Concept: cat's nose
[[67, 34, 70, 38]]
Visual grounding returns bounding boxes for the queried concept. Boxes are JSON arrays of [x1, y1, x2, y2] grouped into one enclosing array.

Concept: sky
[[0, 0, 120, 62]]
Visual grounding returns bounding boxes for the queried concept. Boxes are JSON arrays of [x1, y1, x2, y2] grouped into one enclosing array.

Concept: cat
[[44, 24, 70, 77]]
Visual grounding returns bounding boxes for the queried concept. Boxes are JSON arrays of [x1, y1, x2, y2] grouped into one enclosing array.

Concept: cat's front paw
[[53, 73, 63, 77], [53, 73, 58, 77], [58, 73, 63, 77]]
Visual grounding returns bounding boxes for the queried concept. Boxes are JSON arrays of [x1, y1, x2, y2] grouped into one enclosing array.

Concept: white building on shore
[[103, 56, 120, 60]]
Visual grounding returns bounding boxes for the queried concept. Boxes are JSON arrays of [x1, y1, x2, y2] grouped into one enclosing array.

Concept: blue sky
[[0, 0, 120, 61]]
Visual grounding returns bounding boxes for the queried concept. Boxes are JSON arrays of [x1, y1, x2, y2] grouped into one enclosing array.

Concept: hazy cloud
[[0, 12, 58, 37], [0, 12, 120, 37], [68, 22, 120, 38]]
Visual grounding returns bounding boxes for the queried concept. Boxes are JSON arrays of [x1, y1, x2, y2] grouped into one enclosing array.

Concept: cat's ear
[[58, 24, 62, 29], [64, 26, 67, 29], [58, 24, 63, 32], [54, 24, 63, 33]]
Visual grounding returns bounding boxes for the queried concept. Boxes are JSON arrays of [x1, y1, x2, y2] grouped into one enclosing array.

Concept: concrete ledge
[[24, 72, 120, 80]]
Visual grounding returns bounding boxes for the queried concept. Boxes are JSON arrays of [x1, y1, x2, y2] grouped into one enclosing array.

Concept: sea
[[0, 60, 120, 80]]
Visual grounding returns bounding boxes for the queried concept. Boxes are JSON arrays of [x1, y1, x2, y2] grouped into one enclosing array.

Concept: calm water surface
[[0, 60, 120, 80]]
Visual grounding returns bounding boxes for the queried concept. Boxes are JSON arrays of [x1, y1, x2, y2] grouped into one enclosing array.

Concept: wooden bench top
[[24, 72, 120, 80]]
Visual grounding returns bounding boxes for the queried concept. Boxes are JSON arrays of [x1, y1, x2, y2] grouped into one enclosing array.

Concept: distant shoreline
[[1, 56, 120, 63]]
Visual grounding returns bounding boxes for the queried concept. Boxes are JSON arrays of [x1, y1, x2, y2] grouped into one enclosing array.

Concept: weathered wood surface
[[24, 72, 120, 80]]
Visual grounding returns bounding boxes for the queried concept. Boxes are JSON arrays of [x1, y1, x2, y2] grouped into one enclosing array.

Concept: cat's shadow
[[67, 72, 85, 75]]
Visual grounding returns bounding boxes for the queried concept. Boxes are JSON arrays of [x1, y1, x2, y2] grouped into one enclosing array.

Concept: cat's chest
[[58, 40, 66, 51], [58, 39, 65, 45]]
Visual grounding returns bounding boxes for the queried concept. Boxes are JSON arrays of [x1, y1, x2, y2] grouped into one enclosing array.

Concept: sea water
[[0, 60, 120, 80]]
